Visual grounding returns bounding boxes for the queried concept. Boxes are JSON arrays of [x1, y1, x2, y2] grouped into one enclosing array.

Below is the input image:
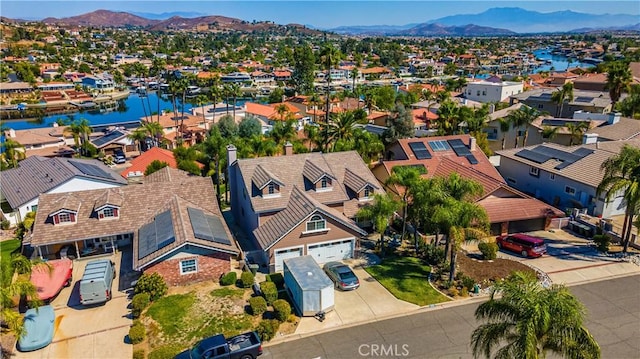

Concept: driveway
[[14, 250, 133, 359], [292, 257, 419, 336], [491, 230, 640, 286]]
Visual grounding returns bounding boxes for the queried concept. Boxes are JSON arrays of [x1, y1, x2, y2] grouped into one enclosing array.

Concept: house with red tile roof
[[371, 134, 563, 234], [120, 147, 178, 180]]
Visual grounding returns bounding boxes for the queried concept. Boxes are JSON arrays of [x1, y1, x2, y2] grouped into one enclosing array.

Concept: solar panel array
[[69, 161, 113, 179], [138, 210, 176, 260], [428, 140, 451, 152], [408, 142, 432, 160], [187, 207, 232, 246], [514, 145, 594, 170], [92, 130, 125, 148], [447, 139, 472, 157], [466, 155, 479, 165]]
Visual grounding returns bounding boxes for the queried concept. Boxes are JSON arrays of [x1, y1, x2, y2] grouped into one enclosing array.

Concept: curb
[[563, 270, 640, 288]]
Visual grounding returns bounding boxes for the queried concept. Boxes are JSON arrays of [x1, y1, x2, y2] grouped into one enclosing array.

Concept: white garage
[[274, 247, 303, 272], [307, 238, 354, 264]]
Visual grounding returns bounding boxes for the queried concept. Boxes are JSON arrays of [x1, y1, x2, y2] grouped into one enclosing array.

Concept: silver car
[[323, 262, 360, 291]]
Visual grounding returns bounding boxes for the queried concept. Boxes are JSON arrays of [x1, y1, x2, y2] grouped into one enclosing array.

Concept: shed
[[283, 256, 334, 316]]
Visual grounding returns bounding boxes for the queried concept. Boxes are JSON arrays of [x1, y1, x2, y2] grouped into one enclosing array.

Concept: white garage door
[[308, 239, 354, 264], [274, 247, 302, 272]]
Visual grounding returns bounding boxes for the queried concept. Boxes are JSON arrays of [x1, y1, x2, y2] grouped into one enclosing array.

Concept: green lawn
[[365, 256, 450, 306], [210, 287, 244, 298]]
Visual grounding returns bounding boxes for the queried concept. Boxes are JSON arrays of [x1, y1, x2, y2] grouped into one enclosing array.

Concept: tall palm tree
[[197, 126, 228, 203], [471, 271, 600, 359], [498, 117, 512, 150], [195, 94, 209, 129], [551, 82, 574, 117], [229, 83, 242, 119], [274, 103, 291, 122], [605, 61, 632, 106], [327, 110, 366, 149], [320, 43, 340, 152], [351, 67, 358, 95], [64, 118, 91, 156], [596, 144, 640, 253], [566, 121, 590, 146], [127, 127, 148, 155], [143, 121, 164, 148], [352, 128, 384, 164], [509, 105, 540, 147], [357, 193, 400, 257], [385, 166, 425, 243], [208, 78, 222, 123], [541, 125, 560, 141], [420, 88, 437, 122], [436, 100, 460, 135], [1, 255, 46, 338], [0, 137, 26, 169], [303, 123, 321, 152], [269, 120, 296, 149]]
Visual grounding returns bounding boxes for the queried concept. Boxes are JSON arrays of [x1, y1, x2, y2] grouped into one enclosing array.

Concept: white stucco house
[[465, 80, 524, 103]]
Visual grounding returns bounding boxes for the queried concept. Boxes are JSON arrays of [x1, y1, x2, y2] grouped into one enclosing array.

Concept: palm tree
[[0, 137, 26, 169], [352, 129, 384, 164], [127, 127, 148, 155], [197, 126, 228, 203], [269, 120, 296, 149], [566, 121, 590, 146], [351, 67, 358, 95], [385, 166, 425, 243], [551, 82, 574, 117], [320, 43, 340, 152], [65, 118, 91, 156], [596, 144, 640, 253], [471, 271, 600, 359], [605, 61, 632, 106], [357, 193, 400, 257], [436, 100, 459, 135], [303, 123, 321, 152], [327, 110, 366, 149], [509, 105, 540, 147], [498, 117, 512, 150], [208, 78, 222, 123], [1, 255, 46, 338], [541, 125, 560, 141], [143, 121, 164, 148], [229, 83, 242, 119], [274, 103, 291, 122], [195, 94, 209, 129], [420, 88, 437, 122]]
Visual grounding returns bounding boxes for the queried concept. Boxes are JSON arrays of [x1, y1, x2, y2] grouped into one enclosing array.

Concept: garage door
[[274, 247, 302, 272], [308, 239, 354, 264], [508, 218, 546, 234]]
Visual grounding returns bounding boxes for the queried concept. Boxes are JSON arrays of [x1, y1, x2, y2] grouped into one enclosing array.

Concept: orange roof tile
[[120, 147, 178, 178]]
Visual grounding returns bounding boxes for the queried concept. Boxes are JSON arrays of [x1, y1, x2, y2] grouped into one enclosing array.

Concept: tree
[[143, 121, 164, 148], [269, 120, 296, 150], [0, 137, 26, 170], [508, 105, 540, 147], [173, 146, 201, 176], [551, 82, 574, 117], [541, 125, 560, 141], [436, 100, 460, 135], [605, 61, 632, 106], [617, 84, 640, 118], [303, 123, 322, 152], [382, 104, 414, 145], [327, 110, 366, 149], [292, 44, 316, 94], [566, 121, 590, 146], [319, 43, 340, 152], [498, 117, 512, 150], [471, 271, 600, 359], [217, 114, 239, 138], [65, 118, 91, 156], [385, 166, 425, 243], [128, 127, 148, 155], [228, 83, 242, 119], [596, 144, 640, 253], [238, 116, 262, 138], [352, 129, 384, 163], [357, 193, 400, 257], [144, 160, 169, 176]]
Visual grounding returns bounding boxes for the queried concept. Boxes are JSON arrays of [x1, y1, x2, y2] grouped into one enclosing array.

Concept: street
[[263, 274, 640, 359]]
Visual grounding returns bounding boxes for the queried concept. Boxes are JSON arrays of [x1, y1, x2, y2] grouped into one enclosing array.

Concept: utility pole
[[324, 35, 331, 153]]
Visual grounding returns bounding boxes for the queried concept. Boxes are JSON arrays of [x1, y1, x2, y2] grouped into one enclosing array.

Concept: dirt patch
[[457, 251, 535, 285]]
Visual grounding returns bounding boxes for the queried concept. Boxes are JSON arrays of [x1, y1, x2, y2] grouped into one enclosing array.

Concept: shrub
[[240, 271, 255, 288], [135, 273, 168, 301], [422, 243, 445, 265], [460, 287, 469, 297], [0, 219, 9, 230], [256, 319, 280, 342], [449, 287, 459, 297], [260, 281, 278, 305], [148, 344, 181, 359], [133, 349, 145, 359], [129, 321, 146, 344], [478, 242, 498, 260], [592, 234, 610, 253], [131, 293, 150, 319], [219, 272, 237, 286], [248, 296, 267, 315], [272, 299, 291, 322], [266, 273, 285, 289], [461, 275, 475, 291]]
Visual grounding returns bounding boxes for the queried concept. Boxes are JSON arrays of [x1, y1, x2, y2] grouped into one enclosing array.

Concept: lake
[[532, 49, 596, 73]]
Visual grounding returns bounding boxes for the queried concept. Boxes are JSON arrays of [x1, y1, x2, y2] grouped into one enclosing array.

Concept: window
[[537, 104, 544, 109], [58, 212, 72, 223], [100, 207, 116, 219], [268, 183, 276, 194], [306, 215, 326, 232], [529, 167, 539, 177], [363, 186, 372, 199], [565, 186, 576, 195], [30, 205, 38, 212], [549, 173, 555, 181], [180, 259, 197, 275]]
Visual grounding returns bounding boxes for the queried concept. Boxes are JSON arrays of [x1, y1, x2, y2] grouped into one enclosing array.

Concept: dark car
[[323, 262, 360, 291], [175, 331, 262, 359], [496, 234, 546, 258]]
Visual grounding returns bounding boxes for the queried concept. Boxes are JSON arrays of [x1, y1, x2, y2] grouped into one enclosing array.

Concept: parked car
[[17, 305, 55, 352], [175, 331, 262, 359], [30, 258, 73, 303], [323, 261, 360, 291], [113, 149, 126, 164], [79, 259, 116, 305], [496, 234, 547, 258], [57, 244, 77, 259]]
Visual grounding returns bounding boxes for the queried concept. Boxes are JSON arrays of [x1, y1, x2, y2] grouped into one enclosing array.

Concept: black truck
[[175, 331, 262, 359]]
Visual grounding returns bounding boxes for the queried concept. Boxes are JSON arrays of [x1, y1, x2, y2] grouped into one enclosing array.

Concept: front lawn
[[365, 256, 450, 306]]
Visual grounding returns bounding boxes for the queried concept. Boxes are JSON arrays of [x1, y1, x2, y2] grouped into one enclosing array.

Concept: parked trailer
[[283, 256, 334, 316]]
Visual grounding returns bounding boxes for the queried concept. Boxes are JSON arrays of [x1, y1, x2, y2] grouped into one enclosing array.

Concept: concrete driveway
[[15, 250, 133, 359], [293, 259, 418, 336]]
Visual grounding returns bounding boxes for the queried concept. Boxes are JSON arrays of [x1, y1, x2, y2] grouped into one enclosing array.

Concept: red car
[[30, 258, 73, 303], [496, 234, 546, 258]]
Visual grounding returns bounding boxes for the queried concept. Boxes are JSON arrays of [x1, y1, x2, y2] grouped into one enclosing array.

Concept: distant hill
[[429, 7, 640, 33], [329, 24, 418, 35], [129, 11, 207, 20], [41, 10, 157, 27], [400, 23, 515, 37], [570, 23, 640, 33]]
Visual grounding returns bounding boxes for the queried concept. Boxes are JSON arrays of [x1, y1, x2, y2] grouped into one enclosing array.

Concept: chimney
[[284, 141, 293, 156], [8, 129, 16, 138], [607, 112, 621, 125], [469, 136, 477, 151], [226, 144, 237, 168], [583, 133, 598, 145]]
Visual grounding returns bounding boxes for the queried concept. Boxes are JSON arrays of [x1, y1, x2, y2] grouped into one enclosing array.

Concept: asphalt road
[[262, 274, 640, 359]]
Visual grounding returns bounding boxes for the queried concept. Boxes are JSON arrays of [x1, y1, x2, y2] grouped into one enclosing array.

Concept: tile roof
[[120, 147, 178, 179], [587, 117, 640, 141], [343, 168, 379, 193], [477, 196, 563, 223], [1, 156, 127, 208], [302, 159, 336, 184], [30, 170, 238, 269], [3, 126, 68, 147], [253, 186, 366, 250], [245, 102, 276, 118], [234, 150, 384, 217], [252, 165, 284, 189], [141, 113, 204, 130]]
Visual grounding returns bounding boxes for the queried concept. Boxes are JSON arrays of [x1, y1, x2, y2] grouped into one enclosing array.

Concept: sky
[[1, 1, 639, 28]]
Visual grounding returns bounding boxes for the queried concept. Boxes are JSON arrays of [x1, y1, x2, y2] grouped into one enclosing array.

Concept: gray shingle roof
[[302, 160, 336, 184], [0, 156, 127, 208], [252, 165, 284, 190], [49, 193, 82, 214], [587, 117, 640, 141], [253, 186, 366, 250], [343, 168, 379, 193]]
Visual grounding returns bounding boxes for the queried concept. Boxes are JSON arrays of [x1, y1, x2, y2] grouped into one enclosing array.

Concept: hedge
[[272, 299, 291, 322], [260, 281, 278, 305], [478, 242, 498, 260], [129, 320, 146, 344], [219, 272, 237, 286], [248, 296, 267, 315], [240, 271, 254, 288], [131, 293, 150, 319], [256, 319, 280, 342]]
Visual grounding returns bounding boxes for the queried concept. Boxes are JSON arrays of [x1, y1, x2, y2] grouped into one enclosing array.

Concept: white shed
[[283, 256, 334, 316]]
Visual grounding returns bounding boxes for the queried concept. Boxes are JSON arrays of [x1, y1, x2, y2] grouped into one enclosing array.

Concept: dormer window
[[263, 182, 281, 198], [52, 211, 77, 225], [361, 186, 373, 201], [305, 214, 327, 233], [98, 206, 119, 220], [317, 177, 333, 192]]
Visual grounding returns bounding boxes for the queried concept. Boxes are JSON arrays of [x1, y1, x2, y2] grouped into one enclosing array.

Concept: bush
[[592, 234, 610, 253], [260, 281, 278, 305], [131, 293, 150, 319], [129, 320, 146, 344], [219, 272, 237, 286], [461, 275, 475, 291], [248, 296, 267, 315], [256, 319, 280, 342], [266, 273, 285, 289], [478, 242, 498, 260], [421, 243, 445, 265], [240, 271, 255, 288], [135, 273, 168, 301], [1, 219, 9, 230], [148, 344, 181, 359], [460, 287, 469, 297], [272, 299, 291, 322], [133, 349, 146, 359]]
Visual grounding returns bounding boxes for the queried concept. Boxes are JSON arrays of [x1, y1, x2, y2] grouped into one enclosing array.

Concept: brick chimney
[[469, 136, 476, 151], [284, 141, 293, 156]]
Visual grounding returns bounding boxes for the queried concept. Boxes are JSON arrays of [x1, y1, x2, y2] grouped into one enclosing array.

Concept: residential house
[[0, 157, 127, 227], [572, 73, 608, 92], [82, 75, 115, 92], [464, 80, 524, 103], [496, 139, 640, 217], [29, 167, 239, 286], [121, 147, 179, 181], [273, 70, 292, 82], [3, 125, 75, 158], [583, 113, 640, 142], [90, 128, 134, 155], [510, 89, 612, 118], [227, 145, 384, 272], [141, 112, 208, 149], [372, 135, 563, 234]]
